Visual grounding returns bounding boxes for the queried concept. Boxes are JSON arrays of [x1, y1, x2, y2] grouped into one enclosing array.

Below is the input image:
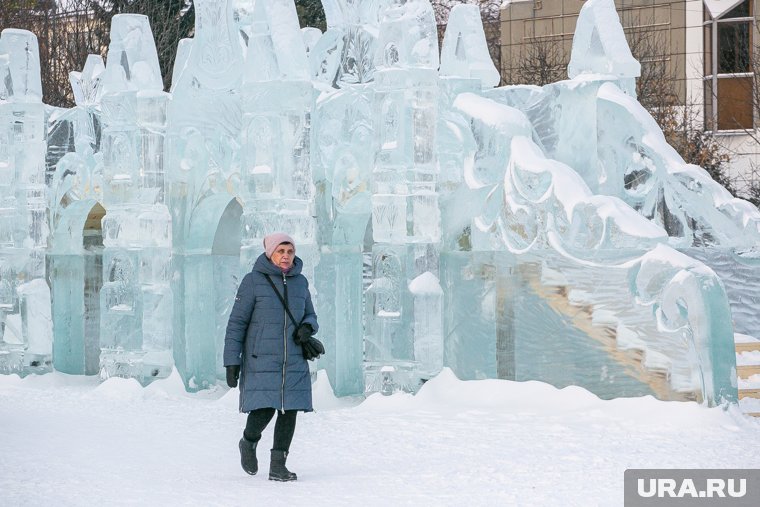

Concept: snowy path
[[2, 369, 759, 506]]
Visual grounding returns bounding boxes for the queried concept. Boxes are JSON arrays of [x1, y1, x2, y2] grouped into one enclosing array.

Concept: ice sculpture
[[0, 29, 51, 374], [1, 0, 750, 406]]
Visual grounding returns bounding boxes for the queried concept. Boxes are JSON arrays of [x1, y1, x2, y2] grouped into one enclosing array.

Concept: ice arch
[[49, 200, 105, 375], [176, 194, 243, 390]]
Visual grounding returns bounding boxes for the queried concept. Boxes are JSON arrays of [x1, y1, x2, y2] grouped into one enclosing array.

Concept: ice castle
[[1, 0, 757, 407]]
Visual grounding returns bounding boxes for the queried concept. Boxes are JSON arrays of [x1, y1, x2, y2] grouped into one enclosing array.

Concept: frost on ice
[[0, 0, 754, 407]]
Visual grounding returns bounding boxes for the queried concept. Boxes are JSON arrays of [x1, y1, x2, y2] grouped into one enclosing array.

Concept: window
[[704, 0, 754, 131]]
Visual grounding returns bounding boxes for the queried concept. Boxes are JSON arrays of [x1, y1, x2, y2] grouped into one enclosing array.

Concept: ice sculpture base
[[0, 348, 51, 376], [364, 361, 424, 396], [0, 348, 24, 375], [99, 348, 172, 385]]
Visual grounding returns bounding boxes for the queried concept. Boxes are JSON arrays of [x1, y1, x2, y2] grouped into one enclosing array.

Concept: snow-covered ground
[[2, 368, 759, 506]]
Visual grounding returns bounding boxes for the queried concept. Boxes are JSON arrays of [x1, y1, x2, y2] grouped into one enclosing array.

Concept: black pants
[[244, 408, 298, 452]]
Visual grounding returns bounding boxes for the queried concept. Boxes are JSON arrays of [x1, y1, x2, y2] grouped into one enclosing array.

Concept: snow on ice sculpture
[[0, 29, 51, 374], [481, 136, 668, 256], [596, 82, 760, 247]]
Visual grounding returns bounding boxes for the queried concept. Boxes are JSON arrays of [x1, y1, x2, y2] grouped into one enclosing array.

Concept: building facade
[[500, 0, 760, 193]]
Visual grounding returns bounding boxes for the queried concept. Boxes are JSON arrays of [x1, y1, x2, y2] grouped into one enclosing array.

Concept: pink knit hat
[[263, 232, 295, 259]]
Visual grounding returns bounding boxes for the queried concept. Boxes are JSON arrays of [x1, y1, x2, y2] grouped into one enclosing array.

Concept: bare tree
[[295, 0, 326, 31], [509, 34, 566, 86], [737, 30, 760, 206], [660, 101, 734, 193], [624, 23, 678, 114], [739, 24, 760, 146], [753, 29, 760, 138]]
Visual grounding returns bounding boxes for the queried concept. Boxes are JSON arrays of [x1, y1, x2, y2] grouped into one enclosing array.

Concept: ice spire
[[243, 0, 309, 83], [70, 55, 106, 107], [0, 29, 42, 101], [101, 15, 163, 95], [567, 0, 640, 81], [439, 4, 500, 88]]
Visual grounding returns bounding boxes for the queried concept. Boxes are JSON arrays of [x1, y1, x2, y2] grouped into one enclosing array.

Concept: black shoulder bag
[[264, 274, 325, 361]]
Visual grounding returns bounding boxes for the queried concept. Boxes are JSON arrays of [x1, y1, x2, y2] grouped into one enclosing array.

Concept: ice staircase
[[520, 260, 697, 402], [736, 334, 760, 417], [527, 263, 760, 414]]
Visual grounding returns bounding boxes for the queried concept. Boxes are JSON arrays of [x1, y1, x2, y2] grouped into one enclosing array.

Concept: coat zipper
[[281, 272, 287, 413]]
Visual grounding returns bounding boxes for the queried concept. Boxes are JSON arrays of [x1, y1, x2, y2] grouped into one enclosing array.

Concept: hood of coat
[[252, 252, 304, 277]]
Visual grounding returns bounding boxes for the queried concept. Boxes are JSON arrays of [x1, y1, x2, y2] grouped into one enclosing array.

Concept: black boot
[[239, 436, 258, 475], [268, 450, 297, 481]]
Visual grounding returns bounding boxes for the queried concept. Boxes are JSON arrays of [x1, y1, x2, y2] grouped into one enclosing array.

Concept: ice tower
[[309, 1, 377, 397], [95, 15, 174, 382], [47, 52, 106, 376], [238, 0, 319, 386], [167, 0, 244, 390], [0, 29, 52, 374], [361, 0, 443, 392]]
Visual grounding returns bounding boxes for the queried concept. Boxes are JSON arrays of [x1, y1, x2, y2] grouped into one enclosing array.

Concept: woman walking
[[223, 232, 322, 481]]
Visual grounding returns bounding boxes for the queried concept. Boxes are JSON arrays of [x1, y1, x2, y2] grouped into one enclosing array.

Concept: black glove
[[294, 323, 314, 345], [226, 365, 240, 388], [302, 337, 325, 361]]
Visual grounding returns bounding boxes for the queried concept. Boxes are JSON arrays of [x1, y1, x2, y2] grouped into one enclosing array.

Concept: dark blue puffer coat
[[223, 253, 318, 413]]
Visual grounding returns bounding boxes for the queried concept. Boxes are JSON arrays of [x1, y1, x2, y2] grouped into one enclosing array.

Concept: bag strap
[[264, 274, 302, 328]]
